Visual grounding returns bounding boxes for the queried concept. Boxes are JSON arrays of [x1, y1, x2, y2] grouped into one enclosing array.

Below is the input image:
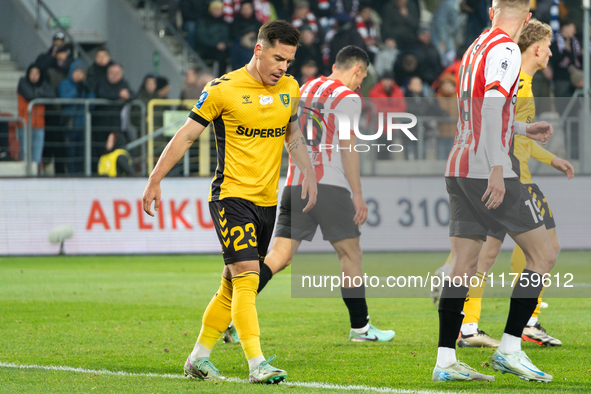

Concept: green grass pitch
[[1, 251, 590, 393]]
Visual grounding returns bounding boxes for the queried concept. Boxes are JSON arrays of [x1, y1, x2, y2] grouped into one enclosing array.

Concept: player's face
[[255, 42, 296, 86], [536, 37, 552, 70]]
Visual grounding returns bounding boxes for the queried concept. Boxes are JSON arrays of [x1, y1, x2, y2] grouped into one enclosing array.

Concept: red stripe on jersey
[[484, 81, 509, 97]]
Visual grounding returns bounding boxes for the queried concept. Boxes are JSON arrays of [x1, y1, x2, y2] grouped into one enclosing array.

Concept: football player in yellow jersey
[[142, 21, 318, 384], [432, 20, 574, 348]]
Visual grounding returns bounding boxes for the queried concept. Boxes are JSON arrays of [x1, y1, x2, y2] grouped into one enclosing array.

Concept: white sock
[[351, 322, 370, 334], [436, 347, 456, 368], [248, 356, 266, 370], [460, 322, 479, 336], [526, 316, 538, 327], [498, 333, 521, 354], [190, 341, 212, 361]]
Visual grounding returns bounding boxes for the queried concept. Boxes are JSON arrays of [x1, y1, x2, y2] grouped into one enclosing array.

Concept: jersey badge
[[242, 95, 252, 104], [279, 93, 290, 108], [259, 94, 273, 105], [196, 91, 209, 109]]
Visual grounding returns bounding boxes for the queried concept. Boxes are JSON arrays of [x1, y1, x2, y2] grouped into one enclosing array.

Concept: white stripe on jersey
[[286, 76, 359, 189]]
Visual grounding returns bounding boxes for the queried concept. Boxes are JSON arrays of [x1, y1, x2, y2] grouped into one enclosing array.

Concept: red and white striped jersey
[[286, 76, 361, 188], [445, 28, 522, 179]]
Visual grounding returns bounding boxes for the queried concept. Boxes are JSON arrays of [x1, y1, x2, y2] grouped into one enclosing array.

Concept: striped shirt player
[[445, 28, 522, 179], [278, 74, 363, 242]]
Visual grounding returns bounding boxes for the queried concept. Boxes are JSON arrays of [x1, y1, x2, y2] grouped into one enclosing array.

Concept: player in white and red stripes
[[256, 46, 395, 342], [434, 0, 556, 383]]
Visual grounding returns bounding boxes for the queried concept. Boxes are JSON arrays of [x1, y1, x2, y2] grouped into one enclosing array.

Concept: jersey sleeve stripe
[[484, 81, 509, 97], [189, 111, 210, 127]]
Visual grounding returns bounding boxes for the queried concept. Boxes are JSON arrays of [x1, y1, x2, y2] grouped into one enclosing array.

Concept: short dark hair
[[334, 45, 369, 70], [258, 20, 301, 48]]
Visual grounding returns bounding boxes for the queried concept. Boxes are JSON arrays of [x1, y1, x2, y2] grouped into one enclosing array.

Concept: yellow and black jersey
[[511, 70, 555, 184], [189, 67, 300, 206]]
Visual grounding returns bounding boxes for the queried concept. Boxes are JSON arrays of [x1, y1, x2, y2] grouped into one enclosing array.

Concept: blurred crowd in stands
[[5, 0, 590, 175]]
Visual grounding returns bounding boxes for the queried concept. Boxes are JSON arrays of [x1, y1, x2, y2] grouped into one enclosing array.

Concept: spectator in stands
[[197, 0, 230, 75], [414, 27, 443, 86], [291, 0, 318, 34], [180, 67, 214, 100], [355, 5, 379, 62], [156, 76, 171, 98], [299, 60, 319, 85], [430, 0, 458, 67], [46, 46, 71, 90], [136, 73, 158, 105], [329, 13, 367, 67], [94, 63, 132, 171], [368, 71, 406, 112], [290, 25, 324, 81], [461, 0, 490, 45], [334, 0, 361, 20], [381, 0, 420, 51], [393, 52, 419, 87], [254, 0, 277, 24], [374, 37, 399, 79], [179, 0, 208, 51], [230, 0, 262, 70], [87, 47, 113, 93], [34, 31, 69, 73], [17, 64, 56, 169], [58, 60, 94, 175], [550, 19, 581, 113], [434, 74, 458, 159], [403, 75, 445, 159], [98, 132, 134, 177]]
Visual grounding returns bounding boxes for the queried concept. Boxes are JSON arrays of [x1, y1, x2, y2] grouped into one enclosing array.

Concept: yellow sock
[[444, 252, 452, 266], [462, 271, 487, 324], [232, 271, 263, 360], [196, 277, 233, 350], [532, 287, 545, 318]]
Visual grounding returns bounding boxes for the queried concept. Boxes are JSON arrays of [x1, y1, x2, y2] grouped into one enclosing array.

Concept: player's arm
[[514, 120, 553, 145], [285, 118, 317, 212], [340, 133, 367, 225], [142, 118, 206, 216], [528, 140, 574, 179], [481, 43, 522, 210]]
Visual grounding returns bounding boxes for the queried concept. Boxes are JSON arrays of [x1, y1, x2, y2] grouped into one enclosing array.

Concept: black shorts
[[486, 182, 556, 242], [275, 184, 361, 242], [446, 177, 544, 241], [209, 198, 276, 265]]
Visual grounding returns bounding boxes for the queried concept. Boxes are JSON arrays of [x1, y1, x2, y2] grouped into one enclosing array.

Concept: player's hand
[[301, 167, 317, 213], [142, 179, 161, 217], [352, 192, 368, 226], [551, 157, 574, 179], [482, 166, 505, 210], [526, 121, 553, 145]]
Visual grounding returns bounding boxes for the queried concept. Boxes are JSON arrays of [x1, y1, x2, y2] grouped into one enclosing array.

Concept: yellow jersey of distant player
[[512, 70, 555, 184], [190, 67, 299, 206]]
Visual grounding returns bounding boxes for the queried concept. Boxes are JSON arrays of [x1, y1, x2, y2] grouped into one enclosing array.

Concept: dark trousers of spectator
[[64, 120, 84, 175], [200, 46, 229, 76], [183, 20, 197, 50], [44, 107, 66, 174]]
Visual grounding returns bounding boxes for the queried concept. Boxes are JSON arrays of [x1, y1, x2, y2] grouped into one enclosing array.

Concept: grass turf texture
[[0, 252, 590, 393]]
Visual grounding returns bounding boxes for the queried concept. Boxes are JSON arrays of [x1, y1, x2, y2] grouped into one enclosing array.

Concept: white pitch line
[[0, 362, 469, 394]]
